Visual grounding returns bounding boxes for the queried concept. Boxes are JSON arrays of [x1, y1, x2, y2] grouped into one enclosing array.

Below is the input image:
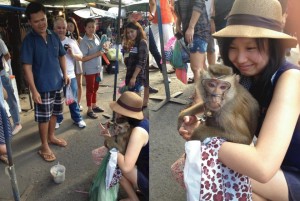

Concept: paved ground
[[0, 45, 299, 201]]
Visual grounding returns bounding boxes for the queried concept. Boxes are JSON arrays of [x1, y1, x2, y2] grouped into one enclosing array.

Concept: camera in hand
[[64, 44, 70, 51]]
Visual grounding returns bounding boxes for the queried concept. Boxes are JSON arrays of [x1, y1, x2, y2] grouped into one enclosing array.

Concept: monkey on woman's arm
[[178, 64, 260, 145]]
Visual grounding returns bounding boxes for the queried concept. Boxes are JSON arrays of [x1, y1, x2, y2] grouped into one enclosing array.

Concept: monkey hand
[[178, 116, 200, 141]]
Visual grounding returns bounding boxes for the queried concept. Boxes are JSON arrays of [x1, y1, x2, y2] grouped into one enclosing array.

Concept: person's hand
[[129, 77, 136, 88], [178, 115, 200, 140], [185, 27, 194, 44], [64, 75, 70, 86], [99, 123, 111, 137], [32, 90, 42, 104]]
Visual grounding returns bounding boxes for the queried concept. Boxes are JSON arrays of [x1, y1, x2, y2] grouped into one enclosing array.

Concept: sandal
[[0, 155, 8, 164], [48, 138, 67, 147], [87, 111, 98, 119], [38, 150, 56, 162]]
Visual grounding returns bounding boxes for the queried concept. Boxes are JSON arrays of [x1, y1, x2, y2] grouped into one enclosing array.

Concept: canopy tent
[[0, 5, 26, 12], [74, 7, 117, 19], [24, 0, 146, 8]]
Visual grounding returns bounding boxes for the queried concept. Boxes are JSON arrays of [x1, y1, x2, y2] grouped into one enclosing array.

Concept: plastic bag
[[106, 48, 122, 61], [65, 85, 75, 105], [175, 68, 188, 84], [106, 148, 118, 189], [89, 152, 119, 201], [171, 40, 186, 69]]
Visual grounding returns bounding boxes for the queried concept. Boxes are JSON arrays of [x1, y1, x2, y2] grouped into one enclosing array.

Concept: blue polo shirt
[[21, 29, 66, 93]]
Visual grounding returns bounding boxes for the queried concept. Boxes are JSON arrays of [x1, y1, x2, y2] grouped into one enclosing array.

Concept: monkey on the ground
[[178, 64, 260, 144], [100, 121, 132, 154]]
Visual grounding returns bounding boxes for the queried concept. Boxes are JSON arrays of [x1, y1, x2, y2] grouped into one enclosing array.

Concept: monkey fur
[[104, 122, 132, 155], [178, 64, 260, 144]]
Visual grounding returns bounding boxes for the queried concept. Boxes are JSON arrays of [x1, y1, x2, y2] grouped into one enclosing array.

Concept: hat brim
[[109, 101, 144, 120], [213, 25, 298, 48]]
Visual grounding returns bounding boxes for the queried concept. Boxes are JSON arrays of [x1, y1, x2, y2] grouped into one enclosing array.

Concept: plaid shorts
[[34, 89, 64, 123]]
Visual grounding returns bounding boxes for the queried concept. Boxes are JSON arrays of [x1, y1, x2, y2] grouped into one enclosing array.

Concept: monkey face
[[202, 79, 231, 111]]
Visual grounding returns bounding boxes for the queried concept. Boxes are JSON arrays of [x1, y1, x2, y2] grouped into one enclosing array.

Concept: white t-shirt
[[205, 0, 213, 19], [0, 39, 9, 75], [61, 37, 82, 79]]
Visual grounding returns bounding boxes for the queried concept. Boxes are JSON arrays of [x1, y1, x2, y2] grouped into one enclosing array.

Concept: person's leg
[[85, 74, 98, 117], [149, 27, 163, 71], [120, 167, 140, 201], [251, 170, 289, 201], [206, 36, 216, 66], [0, 144, 6, 155], [189, 37, 207, 103], [1, 74, 22, 134], [119, 176, 140, 201], [76, 73, 83, 106], [68, 78, 83, 123], [91, 73, 102, 111], [48, 90, 67, 147]]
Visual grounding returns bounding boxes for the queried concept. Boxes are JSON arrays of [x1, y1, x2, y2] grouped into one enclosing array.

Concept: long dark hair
[[66, 17, 80, 41], [220, 37, 286, 104]]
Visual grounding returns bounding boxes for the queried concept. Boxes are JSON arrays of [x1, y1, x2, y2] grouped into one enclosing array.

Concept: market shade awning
[[74, 7, 117, 19]]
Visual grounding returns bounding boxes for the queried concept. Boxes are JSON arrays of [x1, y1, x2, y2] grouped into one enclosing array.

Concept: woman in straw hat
[[100, 91, 149, 201], [179, 0, 300, 200]]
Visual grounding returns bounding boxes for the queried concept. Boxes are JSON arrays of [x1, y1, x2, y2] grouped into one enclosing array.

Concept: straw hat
[[109, 91, 144, 120], [213, 0, 297, 48]]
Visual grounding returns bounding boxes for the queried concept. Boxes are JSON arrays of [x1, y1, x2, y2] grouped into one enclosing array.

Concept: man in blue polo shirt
[[21, 2, 70, 162]]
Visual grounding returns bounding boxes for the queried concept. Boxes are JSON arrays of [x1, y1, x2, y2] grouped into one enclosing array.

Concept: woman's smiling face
[[126, 28, 137, 41], [228, 38, 270, 77]]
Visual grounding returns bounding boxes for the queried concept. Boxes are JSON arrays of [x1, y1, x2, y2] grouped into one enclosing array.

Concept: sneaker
[[149, 86, 159, 94], [55, 122, 62, 129], [75, 120, 86, 128], [12, 124, 22, 135], [79, 104, 83, 112]]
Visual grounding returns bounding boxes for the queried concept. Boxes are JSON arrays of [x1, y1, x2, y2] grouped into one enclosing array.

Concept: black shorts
[[282, 166, 300, 201], [137, 170, 149, 200]]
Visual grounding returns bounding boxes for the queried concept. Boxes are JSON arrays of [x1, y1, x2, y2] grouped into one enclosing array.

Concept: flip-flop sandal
[[48, 138, 67, 147], [0, 155, 8, 164], [38, 150, 56, 162]]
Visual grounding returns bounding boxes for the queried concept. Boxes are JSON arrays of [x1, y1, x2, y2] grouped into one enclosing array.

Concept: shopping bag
[[175, 68, 188, 84], [65, 85, 75, 105], [89, 152, 119, 201], [184, 141, 202, 201]]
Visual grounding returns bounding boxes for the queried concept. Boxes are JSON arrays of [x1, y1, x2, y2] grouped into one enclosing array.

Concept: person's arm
[[68, 40, 83, 61], [185, 7, 201, 44], [79, 39, 104, 62], [219, 69, 300, 183], [58, 55, 70, 85], [117, 127, 148, 173], [23, 64, 42, 104], [149, 0, 156, 20]]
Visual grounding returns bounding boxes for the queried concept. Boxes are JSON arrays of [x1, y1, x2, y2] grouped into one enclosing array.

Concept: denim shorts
[[188, 36, 208, 53], [34, 89, 64, 123]]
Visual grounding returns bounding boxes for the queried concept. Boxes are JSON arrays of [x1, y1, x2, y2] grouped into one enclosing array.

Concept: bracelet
[[210, 16, 215, 20]]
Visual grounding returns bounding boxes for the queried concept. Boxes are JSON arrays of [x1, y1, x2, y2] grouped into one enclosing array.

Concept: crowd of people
[[0, 0, 300, 200]]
